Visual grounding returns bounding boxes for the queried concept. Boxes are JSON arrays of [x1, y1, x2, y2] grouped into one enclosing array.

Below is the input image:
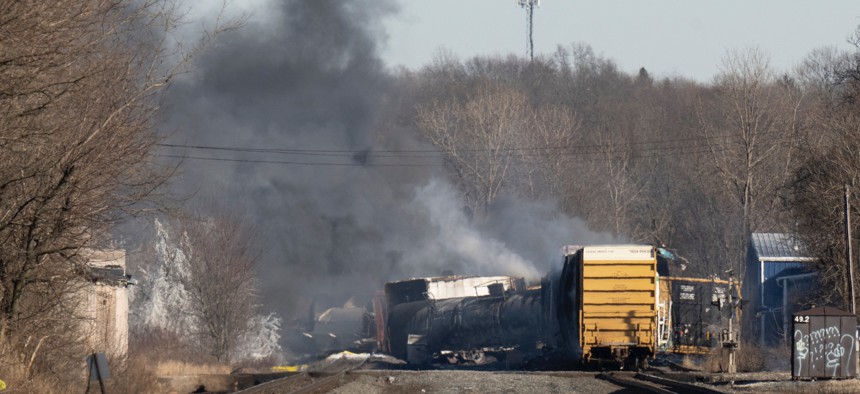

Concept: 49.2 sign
[[793, 315, 810, 323]]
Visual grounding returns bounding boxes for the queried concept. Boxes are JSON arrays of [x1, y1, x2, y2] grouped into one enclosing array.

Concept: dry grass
[[152, 359, 231, 376], [761, 343, 791, 371], [736, 341, 766, 372], [0, 362, 69, 394], [105, 354, 232, 393], [1, 329, 267, 393], [103, 330, 234, 393], [698, 340, 767, 373], [700, 348, 727, 373], [0, 333, 90, 394], [680, 354, 701, 370]]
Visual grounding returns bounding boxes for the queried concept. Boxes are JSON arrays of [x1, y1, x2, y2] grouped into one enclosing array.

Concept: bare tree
[[416, 82, 528, 215], [128, 207, 278, 365], [790, 30, 860, 308], [178, 205, 263, 363], [518, 106, 581, 202], [698, 48, 801, 277], [0, 0, 239, 388]]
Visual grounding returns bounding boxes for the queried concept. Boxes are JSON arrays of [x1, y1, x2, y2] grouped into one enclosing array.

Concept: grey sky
[[382, 1, 860, 81]]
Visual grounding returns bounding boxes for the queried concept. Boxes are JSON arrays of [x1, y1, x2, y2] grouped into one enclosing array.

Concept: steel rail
[[236, 356, 369, 394], [598, 371, 726, 394], [286, 372, 351, 394], [635, 372, 726, 394]]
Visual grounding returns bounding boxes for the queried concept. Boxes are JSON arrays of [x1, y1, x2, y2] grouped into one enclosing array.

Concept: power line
[[155, 143, 734, 168], [155, 129, 777, 158], [157, 140, 723, 159], [153, 154, 444, 167]]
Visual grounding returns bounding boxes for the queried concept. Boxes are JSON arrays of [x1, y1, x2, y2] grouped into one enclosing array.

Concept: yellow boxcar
[[566, 245, 657, 365]]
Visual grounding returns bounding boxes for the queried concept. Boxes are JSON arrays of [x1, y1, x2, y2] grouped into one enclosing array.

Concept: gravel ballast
[[330, 370, 624, 394]]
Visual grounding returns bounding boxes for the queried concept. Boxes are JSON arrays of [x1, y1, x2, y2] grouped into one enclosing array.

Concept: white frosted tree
[[129, 217, 281, 362]]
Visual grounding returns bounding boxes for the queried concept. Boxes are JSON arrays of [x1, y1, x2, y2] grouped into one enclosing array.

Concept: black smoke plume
[[160, 0, 616, 331]]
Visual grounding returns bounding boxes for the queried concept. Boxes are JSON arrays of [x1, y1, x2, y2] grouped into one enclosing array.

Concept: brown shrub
[[701, 348, 724, 373], [736, 341, 766, 372], [0, 327, 92, 393], [106, 330, 232, 393], [698, 340, 767, 373]]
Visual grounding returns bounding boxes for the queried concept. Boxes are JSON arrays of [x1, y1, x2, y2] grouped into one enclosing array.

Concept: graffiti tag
[[794, 325, 856, 377]]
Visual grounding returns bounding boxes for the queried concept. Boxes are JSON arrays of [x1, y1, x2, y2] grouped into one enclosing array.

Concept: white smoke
[[402, 179, 541, 279]]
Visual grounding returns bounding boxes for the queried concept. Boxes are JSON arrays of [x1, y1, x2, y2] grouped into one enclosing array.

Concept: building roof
[[750, 233, 816, 262], [88, 266, 130, 286], [793, 306, 855, 317], [767, 266, 816, 282]]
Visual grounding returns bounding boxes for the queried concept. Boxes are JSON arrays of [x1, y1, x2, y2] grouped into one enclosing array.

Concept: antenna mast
[[517, 0, 540, 61]]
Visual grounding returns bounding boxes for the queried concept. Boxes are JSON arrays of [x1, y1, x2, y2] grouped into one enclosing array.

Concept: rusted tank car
[[386, 290, 543, 364]]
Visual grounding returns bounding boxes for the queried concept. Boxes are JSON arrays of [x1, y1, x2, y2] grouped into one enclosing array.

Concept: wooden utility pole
[[724, 270, 738, 378], [846, 184, 856, 314]]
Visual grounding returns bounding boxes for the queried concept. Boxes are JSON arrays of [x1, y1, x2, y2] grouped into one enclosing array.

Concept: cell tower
[[517, 0, 540, 61]]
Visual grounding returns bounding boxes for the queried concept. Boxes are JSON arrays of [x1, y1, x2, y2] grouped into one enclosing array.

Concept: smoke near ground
[[160, 0, 619, 328]]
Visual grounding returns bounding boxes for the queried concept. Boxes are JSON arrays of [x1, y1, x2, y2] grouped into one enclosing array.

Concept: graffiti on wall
[[794, 323, 856, 377]]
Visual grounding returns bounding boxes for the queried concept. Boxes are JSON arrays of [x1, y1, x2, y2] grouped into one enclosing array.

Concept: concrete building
[[79, 249, 132, 360], [742, 233, 817, 347]]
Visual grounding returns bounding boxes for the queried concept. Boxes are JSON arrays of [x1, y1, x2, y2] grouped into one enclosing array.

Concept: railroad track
[[598, 371, 727, 394], [236, 356, 370, 394], [235, 370, 355, 394], [238, 366, 727, 393]]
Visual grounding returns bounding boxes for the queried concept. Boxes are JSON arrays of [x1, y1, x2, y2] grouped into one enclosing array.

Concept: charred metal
[[292, 245, 738, 370]]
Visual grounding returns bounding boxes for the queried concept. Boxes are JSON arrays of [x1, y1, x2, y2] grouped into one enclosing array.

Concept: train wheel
[[631, 356, 649, 372]]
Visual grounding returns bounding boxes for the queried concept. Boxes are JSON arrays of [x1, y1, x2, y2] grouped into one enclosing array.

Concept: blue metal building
[[742, 233, 817, 347]]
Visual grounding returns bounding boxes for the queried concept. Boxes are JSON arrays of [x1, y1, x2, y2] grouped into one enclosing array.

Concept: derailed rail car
[[655, 249, 735, 355], [382, 245, 659, 368], [556, 245, 658, 366], [658, 277, 729, 354], [386, 290, 543, 364]]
